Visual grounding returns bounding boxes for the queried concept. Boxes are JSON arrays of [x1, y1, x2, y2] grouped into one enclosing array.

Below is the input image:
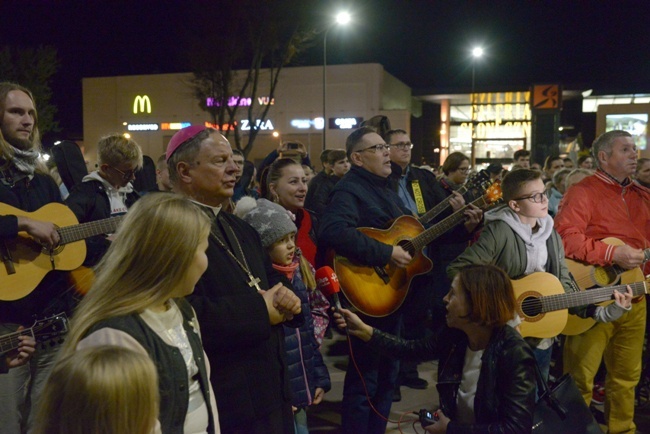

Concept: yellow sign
[[133, 95, 152, 114], [532, 85, 560, 110]]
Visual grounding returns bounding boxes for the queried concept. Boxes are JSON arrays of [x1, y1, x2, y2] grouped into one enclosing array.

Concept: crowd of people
[[1, 80, 650, 434]]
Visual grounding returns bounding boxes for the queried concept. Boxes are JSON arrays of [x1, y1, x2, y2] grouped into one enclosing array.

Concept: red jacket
[[554, 170, 650, 275]]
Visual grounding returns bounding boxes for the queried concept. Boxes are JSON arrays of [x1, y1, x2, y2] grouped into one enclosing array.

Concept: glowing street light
[[471, 46, 484, 93], [323, 11, 352, 151]]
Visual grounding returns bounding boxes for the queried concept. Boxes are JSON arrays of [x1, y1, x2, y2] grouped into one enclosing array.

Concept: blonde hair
[[34, 346, 159, 434], [61, 193, 211, 356], [97, 133, 143, 168]]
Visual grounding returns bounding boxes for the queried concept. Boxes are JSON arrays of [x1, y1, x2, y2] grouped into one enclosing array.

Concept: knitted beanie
[[234, 197, 297, 248]]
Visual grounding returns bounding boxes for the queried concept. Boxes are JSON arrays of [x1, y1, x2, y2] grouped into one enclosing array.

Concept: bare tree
[[186, 1, 316, 157]]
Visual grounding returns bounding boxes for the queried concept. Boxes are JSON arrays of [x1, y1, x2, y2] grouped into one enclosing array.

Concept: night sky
[[2, 0, 649, 139]]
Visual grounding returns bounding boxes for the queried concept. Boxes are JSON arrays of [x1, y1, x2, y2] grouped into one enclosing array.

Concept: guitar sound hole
[[520, 297, 542, 317], [396, 239, 415, 257]]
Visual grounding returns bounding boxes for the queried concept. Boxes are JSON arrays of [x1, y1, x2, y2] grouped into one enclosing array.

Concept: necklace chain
[[211, 218, 262, 291]]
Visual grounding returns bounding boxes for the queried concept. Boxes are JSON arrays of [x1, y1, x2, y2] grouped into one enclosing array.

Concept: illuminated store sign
[[161, 122, 192, 130], [329, 117, 363, 130], [204, 119, 275, 131], [206, 96, 275, 107], [241, 119, 274, 131], [127, 123, 159, 131], [133, 95, 152, 114], [290, 118, 324, 130]]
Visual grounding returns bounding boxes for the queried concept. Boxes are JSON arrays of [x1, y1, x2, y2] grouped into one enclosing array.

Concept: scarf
[[272, 257, 300, 281]]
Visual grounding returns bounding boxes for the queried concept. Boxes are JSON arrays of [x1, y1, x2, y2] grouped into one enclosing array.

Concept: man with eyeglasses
[[66, 133, 142, 266], [318, 126, 413, 434], [386, 129, 466, 398]]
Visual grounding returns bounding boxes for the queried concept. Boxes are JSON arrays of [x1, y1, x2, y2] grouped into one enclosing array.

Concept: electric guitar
[[417, 170, 492, 225], [514, 272, 650, 338], [562, 238, 650, 335], [0, 203, 123, 301], [0, 313, 69, 355], [334, 181, 503, 317]]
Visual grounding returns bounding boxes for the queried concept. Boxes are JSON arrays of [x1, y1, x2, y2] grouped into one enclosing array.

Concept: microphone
[[315, 266, 342, 311]]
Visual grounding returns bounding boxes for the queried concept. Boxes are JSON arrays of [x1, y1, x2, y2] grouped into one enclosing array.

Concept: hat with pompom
[[234, 197, 297, 248]]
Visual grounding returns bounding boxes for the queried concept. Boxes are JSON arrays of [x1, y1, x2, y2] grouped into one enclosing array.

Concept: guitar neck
[[541, 280, 649, 312], [58, 216, 124, 245], [418, 185, 468, 225], [0, 328, 34, 354], [411, 196, 488, 251]]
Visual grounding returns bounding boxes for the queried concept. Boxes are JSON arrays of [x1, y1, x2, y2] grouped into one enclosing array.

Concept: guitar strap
[[411, 180, 426, 215]]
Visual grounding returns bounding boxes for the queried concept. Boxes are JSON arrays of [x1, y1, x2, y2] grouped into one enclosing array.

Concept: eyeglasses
[[513, 192, 548, 203], [358, 143, 391, 153], [391, 142, 414, 151], [109, 166, 136, 180]]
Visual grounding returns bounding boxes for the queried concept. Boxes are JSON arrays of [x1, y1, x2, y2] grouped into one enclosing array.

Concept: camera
[[418, 409, 438, 427]]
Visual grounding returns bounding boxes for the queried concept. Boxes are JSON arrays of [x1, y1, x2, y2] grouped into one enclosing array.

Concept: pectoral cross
[[247, 274, 262, 292]]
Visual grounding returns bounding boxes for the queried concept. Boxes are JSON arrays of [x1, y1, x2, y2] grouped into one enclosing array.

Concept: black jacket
[[369, 325, 536, 434], [305, 171, 338, 217], [65, 178, 140, 265]]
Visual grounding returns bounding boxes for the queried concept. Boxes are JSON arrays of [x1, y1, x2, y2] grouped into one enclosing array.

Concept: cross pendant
[[247, 274, 262, 292]]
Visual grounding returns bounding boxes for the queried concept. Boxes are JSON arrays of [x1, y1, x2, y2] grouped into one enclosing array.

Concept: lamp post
[[323, 11, 351, 151], [470, 46, 483, 166]]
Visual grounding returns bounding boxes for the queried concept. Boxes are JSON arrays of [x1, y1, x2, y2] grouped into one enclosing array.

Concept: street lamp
[[471, 46, 483, 95], [470, 46, 484, 166], [323, 11, 351, 151]]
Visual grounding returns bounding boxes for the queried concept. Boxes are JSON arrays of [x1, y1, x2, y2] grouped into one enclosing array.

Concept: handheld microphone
[[315, 266, 342, 311]]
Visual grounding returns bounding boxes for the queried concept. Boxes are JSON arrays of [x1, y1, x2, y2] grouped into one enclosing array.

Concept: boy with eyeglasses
[[66, 133, 142, 265], [447, 169, 631, 381]]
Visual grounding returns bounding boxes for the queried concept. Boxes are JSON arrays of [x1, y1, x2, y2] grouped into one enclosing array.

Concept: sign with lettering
[[206, 96, 275, 107], [161, 122, 191, 130], [127, 123, 159, 131], [329, 117, 363, 129], [241, 119, 274, 131], [133, 95, 152, 114], [290, 118, 325, 130]]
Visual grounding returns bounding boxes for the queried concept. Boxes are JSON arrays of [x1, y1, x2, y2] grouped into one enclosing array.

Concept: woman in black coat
[[335, 264, 536, 434]]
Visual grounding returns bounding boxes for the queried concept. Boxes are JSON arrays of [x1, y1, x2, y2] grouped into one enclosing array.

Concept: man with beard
[[166, 125, 303, 434], [0, 82, 73, 434]]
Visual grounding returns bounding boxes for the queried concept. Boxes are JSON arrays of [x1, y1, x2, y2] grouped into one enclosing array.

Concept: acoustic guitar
[[514, 272, 649, 338], [562, 238, 650, 336], [0, 313, 69, 354], [334, 181, 503, 317], [0, 203, 123, 301]]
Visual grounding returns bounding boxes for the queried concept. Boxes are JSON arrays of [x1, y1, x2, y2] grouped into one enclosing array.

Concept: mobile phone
[[418, 409, 437, 427], [287, 142, 299, 150]]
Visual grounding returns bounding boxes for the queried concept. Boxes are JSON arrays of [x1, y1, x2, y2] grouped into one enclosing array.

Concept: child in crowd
[[58, 193, 220, 434], [34, 346, 159, 434], [447, 169, 632, 381], [235, 197, 331, 434]]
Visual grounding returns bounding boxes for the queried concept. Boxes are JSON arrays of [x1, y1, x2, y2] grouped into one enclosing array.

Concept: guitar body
[[513, 272, 568, 338], [0, 203, 86, 301], [563, 237, 645, 336], [334, 215, 433, 317]]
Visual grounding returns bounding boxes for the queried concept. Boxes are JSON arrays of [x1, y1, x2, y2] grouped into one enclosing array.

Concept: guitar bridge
[[373, 266, 390, 284]]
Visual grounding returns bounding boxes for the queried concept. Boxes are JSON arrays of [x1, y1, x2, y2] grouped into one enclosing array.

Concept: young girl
[[34, 346, 159, 434], [235, 197, 331, 434], [58, 193, 220, 434], [262, 158, 330, 345]]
